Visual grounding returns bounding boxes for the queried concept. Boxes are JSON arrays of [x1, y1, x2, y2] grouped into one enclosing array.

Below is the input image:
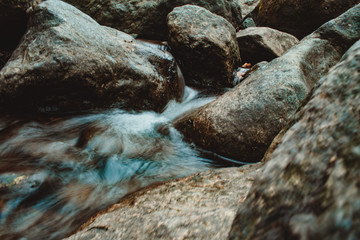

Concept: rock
[[174, 4, 360, 163], [255, 0, 359, 38], [0, 51, 12, 72], [236, 27, 299, 64], [0, 0, 44, 70], [229, 39, 360, 240], [313, 6, 360, 54], [233, 61, 268, 85], [66, 164, 262, 240], [238, 0, 260, 18], [0, 171, 47, 204], [167, 5, 241, 88], [241, 17, 257, 28], [0, 0, 184, 114], [62, 0, 243, 40]]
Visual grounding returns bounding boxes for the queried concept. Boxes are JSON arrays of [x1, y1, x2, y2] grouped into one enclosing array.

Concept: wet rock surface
[[229, 39, 360, 240], [255, 0, 359, 38], [236, 27, 299, 64], [174, 4, 360, 162], [0, 0, 359, 239], [0, 0, 184, 114], [62, 0, 243, 40], [167, 5, 241, 88], [66, 164, 262, 240]]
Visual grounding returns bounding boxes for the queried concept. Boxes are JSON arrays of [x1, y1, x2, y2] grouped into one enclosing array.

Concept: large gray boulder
[[255, 0, 359, 38], [236, 27, 299, 64], [174, 4, 360, 163], [62, 0, 243, 40], [167, 5, 241, 88], [0, 0, 184, 113], [229, 39, 360, 240], [66, 164, 262, 240]]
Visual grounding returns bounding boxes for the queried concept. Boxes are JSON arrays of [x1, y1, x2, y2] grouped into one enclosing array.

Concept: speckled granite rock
[[174, 4, 360, 163], [0, 0, 183, 114], [238, 0, 260, 17], [66, 164, 262, 240], [255, 0, 359, 38], [62, 0, 243, 40], [229, 39, 360, 240], [167, 5, 241, 88], [236, 27, 299, 64]]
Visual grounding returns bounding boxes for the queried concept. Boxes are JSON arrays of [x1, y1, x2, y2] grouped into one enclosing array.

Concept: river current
[[0, 38, 249, 239], [0, 85, 237, 239]]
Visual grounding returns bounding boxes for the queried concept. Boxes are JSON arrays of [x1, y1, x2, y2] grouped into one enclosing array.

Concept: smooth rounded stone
[[236, 27, 299, 64], [255, 0, 359, 38], [62, 0, 243, 40], [66, 164, 263, 240], [174, 4, 360, 163], [167, 5, 241, 88], [229, 39, 360, 240], [0, 0, 184, 114], [0, 0, 44, 70]]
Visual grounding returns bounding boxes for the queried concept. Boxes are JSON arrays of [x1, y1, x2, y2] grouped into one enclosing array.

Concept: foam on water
[[0, 87, 217, 239]]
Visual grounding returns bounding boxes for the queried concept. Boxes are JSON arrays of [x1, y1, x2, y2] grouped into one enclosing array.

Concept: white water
[[0, 87, 217, 239]]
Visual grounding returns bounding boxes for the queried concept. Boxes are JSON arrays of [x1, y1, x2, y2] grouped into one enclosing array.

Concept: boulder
[[66, 164, 262, 240], [0, 0, 44, 70], [255, 0, 359, 38], [174, 4, 360, 163], [229, 39, 360, 240], [238, 0, 260, 18], [62, 0, 243, 40], [0, 0, 184, 114], [167, 5, 241, 88], [236, 27, 299, 64]]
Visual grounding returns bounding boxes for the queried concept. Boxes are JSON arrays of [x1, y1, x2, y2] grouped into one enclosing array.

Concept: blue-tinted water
[[0, 87, 219, 239]]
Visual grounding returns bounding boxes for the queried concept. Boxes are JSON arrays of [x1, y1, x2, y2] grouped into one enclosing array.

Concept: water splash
[[0, 87, 216, 239]]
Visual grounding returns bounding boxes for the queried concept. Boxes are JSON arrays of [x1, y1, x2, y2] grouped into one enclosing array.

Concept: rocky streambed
[[0, 0, 360, 239], [0, 86, 222, 239]]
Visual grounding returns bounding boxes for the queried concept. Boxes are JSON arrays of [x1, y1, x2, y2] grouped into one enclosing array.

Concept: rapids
[[0, 86, 240, 239], [0, 39, 246, 240]]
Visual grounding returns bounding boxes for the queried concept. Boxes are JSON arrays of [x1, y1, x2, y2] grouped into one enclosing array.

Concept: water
[[0, 86, 222, 239], [0, 39, 245, 239]]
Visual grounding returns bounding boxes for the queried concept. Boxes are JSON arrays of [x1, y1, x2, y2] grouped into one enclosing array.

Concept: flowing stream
[[0, 40, 246, 239], [0, 85, 243, 239]]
